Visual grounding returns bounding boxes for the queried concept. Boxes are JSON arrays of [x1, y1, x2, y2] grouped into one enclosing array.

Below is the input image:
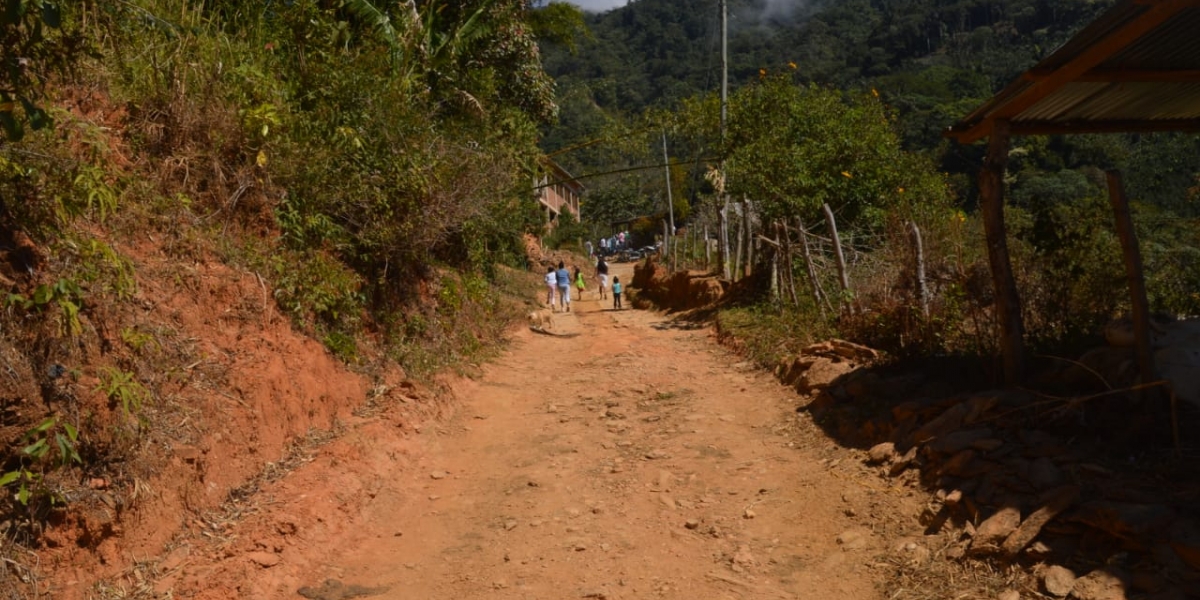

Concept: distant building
[[536, 158, 582, 226]]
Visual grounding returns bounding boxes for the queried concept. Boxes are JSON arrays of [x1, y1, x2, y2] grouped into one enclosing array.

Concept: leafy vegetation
[[543, 0, 1200, 361], [0, 0, 581, 574]]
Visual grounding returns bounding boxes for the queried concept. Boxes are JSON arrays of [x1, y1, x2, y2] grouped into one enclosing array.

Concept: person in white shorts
[[544, 266, 557, 308], [595, 256, 610, 300]]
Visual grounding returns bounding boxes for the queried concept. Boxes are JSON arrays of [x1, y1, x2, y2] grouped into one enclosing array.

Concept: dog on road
[[527, 308, 554, 332]]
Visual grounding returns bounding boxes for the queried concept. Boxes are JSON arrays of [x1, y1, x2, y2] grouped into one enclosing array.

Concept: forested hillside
[[542, 0, 1200, 210], [540, 0, 1200, 358]]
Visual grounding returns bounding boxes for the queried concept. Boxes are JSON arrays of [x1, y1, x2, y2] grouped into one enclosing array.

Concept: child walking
[[612, 276, 623, 310], [544, 266, 557, 308], [574, 266, 587, 301]]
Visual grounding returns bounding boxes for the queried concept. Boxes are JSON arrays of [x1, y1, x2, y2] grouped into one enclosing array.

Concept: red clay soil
[[58, 262, 928, 600]]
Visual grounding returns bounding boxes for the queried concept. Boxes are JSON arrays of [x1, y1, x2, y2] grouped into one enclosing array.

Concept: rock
[[684, 519, 700, 530], [430, 470, 449, 480], [504, 520, 518, 531], [836, 528, 871, 551], [1001, 486, 1080, 556], [743, 508, 756, 519], [867, 442, 896, 465], [828, 339, 880, 362], [1027, 457, 1064, 490], [794, 357, 856, 394], [912, 402, 970, 445], [1072, 569, 1128, 600], [974, 506, 1022, 547], [731, 544, 756, 569], [1131, 570, 1167, 593], [972, 438, 1005, 452], [1042, 565, 1077, 597], [997, 590, 1020, 600], [1073, 501, 1175, 543], [246, 552, 281, 568], [927, 428, 994, 455], [889, 447, 919, 477], [963, 394, 1001, 424], [940, 449, 977, 477], [944, 490, 963, 506]]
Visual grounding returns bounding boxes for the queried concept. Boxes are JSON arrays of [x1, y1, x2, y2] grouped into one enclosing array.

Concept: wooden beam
[[952, 0, 1192, 144], [1027, 68, 1200, 83], [979, 120, 1026, 385], [1009, 119, 1200, 135], [1106, 170, 1156, 394]]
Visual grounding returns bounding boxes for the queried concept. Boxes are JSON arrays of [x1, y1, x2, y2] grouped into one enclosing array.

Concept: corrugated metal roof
[[946, 1, 1200, 142]]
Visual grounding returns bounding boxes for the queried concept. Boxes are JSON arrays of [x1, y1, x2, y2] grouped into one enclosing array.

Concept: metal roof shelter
[[946, 0, 1200, 143], [945, 0, 1200, 385]]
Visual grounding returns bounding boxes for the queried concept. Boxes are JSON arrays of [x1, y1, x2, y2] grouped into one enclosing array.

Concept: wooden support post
[[909, 222, 929, 318], [979, 119, 1025, 385], [704, 224, 711, 271], [1106, 169, 1155, 391], [822, 203, 851, 308]]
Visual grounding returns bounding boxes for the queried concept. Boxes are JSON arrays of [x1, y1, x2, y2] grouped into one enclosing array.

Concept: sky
[[566, 0, 627, 12]]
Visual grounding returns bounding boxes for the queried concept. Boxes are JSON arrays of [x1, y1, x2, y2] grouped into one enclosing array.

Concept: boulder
[[912, 402, 970, 445], [927, 428, 994, 455], [1042, 565, 1077, 597], [866, 442, 896, 465], [1027, 457, 1064, 490], [1073, 501, 1175, 543], [974, 506, 1022, 547], [1072, 569, 1128, 600], [793, 357, 856, 394], [1001, 486, 1080, 556]]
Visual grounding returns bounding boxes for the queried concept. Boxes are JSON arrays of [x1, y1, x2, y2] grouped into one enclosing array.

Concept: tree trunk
[[1107, 170, 1156, 394], [980, 120, 1025, 385]]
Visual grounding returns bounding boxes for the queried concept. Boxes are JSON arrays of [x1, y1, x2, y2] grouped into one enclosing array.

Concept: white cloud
[[565, 0, 627, 12]]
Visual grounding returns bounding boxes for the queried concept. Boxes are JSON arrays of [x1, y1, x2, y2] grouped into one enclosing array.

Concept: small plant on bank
[[96, 367, 151, 418], [6, 278, 85, 337], [0, 416, 81, 508]]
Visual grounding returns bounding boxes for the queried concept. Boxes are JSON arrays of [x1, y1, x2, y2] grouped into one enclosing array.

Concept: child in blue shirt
[[612, 276, 623, 310]]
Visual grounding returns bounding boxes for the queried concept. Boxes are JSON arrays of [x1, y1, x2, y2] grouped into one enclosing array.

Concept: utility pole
[[662, 130, 675, 269], [718, 0, 731, 279]]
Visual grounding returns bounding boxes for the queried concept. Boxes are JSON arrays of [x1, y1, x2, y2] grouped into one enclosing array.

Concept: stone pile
[[1064, 317, 1200, 407], [631, 257, 726, 311], [761, 339, 1198, 599], [863, 391, 1200, 599]]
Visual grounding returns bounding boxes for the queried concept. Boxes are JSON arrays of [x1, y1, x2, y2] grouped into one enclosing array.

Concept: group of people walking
[[543, 257, 622, 312]]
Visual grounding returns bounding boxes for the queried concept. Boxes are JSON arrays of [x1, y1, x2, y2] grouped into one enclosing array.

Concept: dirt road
[[173, 263, 921, 600]]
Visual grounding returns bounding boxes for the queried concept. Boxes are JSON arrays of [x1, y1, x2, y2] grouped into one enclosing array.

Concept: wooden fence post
[[796, 216, 826, 316], [704, 224, 711, 271], [822, 203, 851, 309], [733, 204, 744, 280], [979, 119, 1025, 385], [1106, 170, 1156, 393], [909, 221, 929, 318], [720, 199, 731, 279], [743, 197, 754, 278]]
